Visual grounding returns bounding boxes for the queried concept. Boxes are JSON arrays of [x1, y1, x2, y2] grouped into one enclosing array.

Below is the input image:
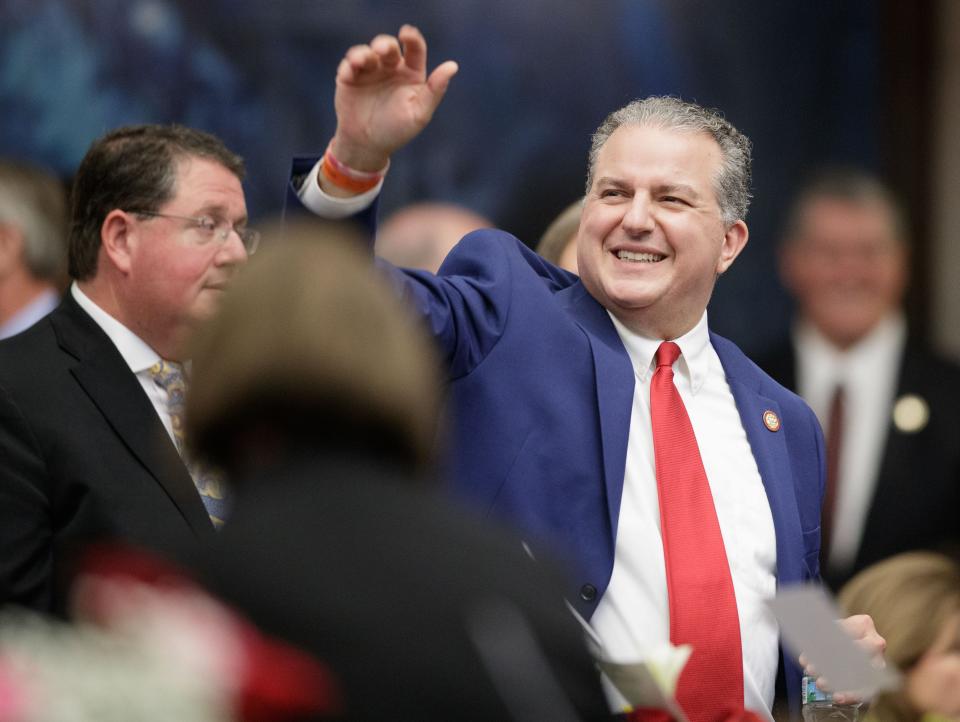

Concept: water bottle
[[801, 675, 863, 722]]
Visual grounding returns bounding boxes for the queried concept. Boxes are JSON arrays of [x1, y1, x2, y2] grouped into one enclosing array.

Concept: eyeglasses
[[127, 210, 260, 255]]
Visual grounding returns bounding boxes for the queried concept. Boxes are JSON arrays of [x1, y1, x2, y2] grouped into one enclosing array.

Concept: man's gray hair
[[585, 96, 753, 226], [0, 160, 67, 282]]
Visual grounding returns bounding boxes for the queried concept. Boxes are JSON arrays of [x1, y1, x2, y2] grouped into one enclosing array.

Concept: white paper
[[598, 647, 691, 722], [565, 602, 690, 720], [768, 584, 900, 698]]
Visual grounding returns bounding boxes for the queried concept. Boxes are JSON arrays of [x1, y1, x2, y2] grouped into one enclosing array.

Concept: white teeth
[[617, 250, 665, 263]]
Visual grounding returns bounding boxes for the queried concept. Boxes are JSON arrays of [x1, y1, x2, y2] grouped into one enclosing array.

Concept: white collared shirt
[[591, 311, 779, 719], [71, 283, 179, 446], [793, 313, 905, 574]]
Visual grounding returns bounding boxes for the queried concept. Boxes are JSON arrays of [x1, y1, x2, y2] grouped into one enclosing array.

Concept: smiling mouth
[[616, 249, 666, 263]]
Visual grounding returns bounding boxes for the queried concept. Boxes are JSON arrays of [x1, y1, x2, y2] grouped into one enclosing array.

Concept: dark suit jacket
[[196, 453, 610, 721], [0, 293, 214, 611], [757, 340, 960, 589]]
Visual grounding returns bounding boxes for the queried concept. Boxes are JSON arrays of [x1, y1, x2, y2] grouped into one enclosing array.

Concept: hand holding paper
[[768, 584, 899, 701]]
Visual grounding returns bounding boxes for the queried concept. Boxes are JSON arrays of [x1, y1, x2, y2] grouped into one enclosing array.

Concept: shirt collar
[[607, 310, 711, 393], [71, 282, 161, 374], [794, 311, 906, 388]]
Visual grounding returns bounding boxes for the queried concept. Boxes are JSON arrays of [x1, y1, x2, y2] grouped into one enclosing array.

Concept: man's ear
[[0, 224, 25, 277], [717, 219, 749, 275], [100, 210, 136, 274]]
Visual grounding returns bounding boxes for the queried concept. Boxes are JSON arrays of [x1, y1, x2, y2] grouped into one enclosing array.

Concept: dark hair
[[68, 124, 245, 280], [781, 166, 907, 247]]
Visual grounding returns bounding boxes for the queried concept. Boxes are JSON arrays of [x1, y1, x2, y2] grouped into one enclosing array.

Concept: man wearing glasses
[[0, 124, 259, 612]]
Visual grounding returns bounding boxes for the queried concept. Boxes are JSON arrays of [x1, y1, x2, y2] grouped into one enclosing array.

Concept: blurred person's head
[[0, 159, 68, 289], [839, 551, 960, 722], [69, 125, 255, 360], [779, 168, 908, 350], [186, 220, 443, 479], [577, 96, 751, 339], [376, 202, 492, 273], [536, 199, 581, 274]]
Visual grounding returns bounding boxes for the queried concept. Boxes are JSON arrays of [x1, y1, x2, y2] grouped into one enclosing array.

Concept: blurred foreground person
[[536, 198, 581, 273], [375, 201, 492, 272], [0, 159, 67, 339], [184, 222, 610, 722], [839, 552, 960, 722], [759, 168, 960, 590]]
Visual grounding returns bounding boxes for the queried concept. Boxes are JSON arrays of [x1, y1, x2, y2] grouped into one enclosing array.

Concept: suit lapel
[[712, 334, 805, 585], [559, 284, 634, 541], [51, 296, 214, 539]]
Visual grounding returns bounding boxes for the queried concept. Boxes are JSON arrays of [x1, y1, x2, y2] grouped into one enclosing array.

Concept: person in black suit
[[0, 125, 260, 611], [183, 225, 610, 721], [758, 167, 960, 590]]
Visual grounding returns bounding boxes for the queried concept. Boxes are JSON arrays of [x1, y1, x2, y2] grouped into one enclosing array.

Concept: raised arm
[[322, 25, 458, 197]]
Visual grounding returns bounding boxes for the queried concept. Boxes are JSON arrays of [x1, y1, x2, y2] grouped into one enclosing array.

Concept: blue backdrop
[[0, 0, 880, 355]]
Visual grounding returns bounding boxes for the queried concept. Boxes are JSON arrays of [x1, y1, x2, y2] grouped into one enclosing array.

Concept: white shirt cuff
[[296, 159, 381, 219]]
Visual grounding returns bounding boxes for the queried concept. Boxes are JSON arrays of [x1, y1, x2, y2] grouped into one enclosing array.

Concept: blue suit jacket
[[288, 161, 825, 711]]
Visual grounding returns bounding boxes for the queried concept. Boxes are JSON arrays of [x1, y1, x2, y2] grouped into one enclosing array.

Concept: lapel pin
[[762, 410, 781, 432], [892, 394, 929, 433]]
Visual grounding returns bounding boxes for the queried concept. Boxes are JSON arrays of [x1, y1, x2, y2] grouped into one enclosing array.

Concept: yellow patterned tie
[[149, 360, 229, 528]]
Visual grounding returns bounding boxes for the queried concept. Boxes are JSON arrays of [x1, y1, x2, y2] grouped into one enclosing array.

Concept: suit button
[[579, 584, 597, 602]]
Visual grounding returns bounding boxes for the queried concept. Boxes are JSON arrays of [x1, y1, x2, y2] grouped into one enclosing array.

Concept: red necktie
[[650, 342, 744, 722], [820, 384, 845, 570]]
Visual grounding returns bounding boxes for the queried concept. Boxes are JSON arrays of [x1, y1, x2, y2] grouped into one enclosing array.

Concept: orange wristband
[[320, 145, 387, 194]]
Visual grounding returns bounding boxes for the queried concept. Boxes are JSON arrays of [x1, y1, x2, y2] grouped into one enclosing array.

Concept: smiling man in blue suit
[[292, 26, 884, 722]]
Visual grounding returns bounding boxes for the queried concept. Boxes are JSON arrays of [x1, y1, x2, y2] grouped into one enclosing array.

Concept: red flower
[[75, 544, 344, 721]]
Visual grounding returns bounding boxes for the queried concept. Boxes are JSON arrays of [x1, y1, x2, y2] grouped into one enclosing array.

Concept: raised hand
[[329, 25, 458, 174]]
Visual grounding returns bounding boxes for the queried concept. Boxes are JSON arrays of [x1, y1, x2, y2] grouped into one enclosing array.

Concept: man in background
[[759, 167, 960, 590], [0, 125, 257, 611], [376, 201, 492, 272], [0, 160, 67, 339]]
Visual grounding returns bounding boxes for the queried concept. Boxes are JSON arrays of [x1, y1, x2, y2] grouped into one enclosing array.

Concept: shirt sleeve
[[296, 159, 382, 219]]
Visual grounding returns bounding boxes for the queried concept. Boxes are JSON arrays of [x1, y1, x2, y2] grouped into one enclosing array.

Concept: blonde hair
[[186, 219, 443, 474], [536, 199, 582, 266], [839, 552, 960, 722]]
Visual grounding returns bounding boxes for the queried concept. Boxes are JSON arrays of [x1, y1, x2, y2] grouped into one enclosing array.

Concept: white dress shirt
[[591, 312, 779, 719], [71, 283, 179, 447], [793, 313, 905, 573]]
